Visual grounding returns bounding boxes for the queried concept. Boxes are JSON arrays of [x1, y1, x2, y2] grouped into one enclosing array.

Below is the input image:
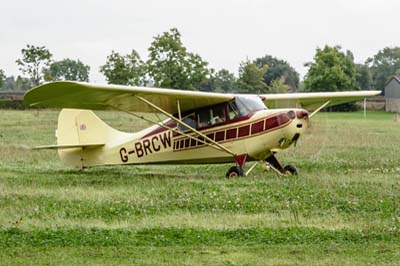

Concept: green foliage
[[0, 99, 28, 109], [45, 59, 90, 82], [268, 78, 289, 94], [304, 45, 359, 92], [1, 76, 33, 91], [366, 47, 400, 90], [199, 69, 238, 92], [355, 64, 373, 90], [100, 50, 146, 86], [214, 69, 238, 92], [147, 28, 209, 90], [16, 44, 53, 87], [3, 76, 18, 91], [0, 69, 5, 88], [254, 55, 300, 91], [16, 76, 32, 91], [238, 60, 268, 93]]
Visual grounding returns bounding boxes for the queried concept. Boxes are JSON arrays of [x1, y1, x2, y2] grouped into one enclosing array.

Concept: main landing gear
[[225, 166, 245, 178], [265, 154, 299, 176], [225, 153, 298, 178], [225, 154, 247, 178]]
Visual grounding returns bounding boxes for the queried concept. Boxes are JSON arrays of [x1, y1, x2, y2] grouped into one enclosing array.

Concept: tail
[[50, 109, 131, 168]]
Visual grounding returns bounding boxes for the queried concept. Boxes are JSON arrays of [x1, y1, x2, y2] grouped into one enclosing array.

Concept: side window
[[197, 105, 227, 128], [210, 106, 226, 125], [197, 109, 211, 128], [228, 101, 241, 120], [178, 113, 197, 132]]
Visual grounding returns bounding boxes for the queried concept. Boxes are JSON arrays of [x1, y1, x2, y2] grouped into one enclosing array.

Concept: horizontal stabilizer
[[33, 143, 105, 150]]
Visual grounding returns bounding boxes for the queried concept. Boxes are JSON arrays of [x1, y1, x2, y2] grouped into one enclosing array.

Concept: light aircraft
[[24, 82, 380, 177]]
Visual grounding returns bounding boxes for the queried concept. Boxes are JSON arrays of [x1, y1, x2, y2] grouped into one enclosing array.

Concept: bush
[[0, 99, 29, 109], [327, 102, 360, 112]]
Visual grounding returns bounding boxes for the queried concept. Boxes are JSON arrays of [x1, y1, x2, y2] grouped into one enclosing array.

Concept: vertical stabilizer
[[56, 109, 131, 167]]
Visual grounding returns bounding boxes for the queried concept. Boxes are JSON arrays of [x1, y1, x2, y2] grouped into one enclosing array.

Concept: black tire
[[284, 164, 299, 176], [225, 166, 244, 178]]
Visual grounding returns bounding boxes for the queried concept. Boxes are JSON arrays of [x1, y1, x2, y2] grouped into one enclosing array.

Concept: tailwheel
[[225, 166, 244, 178], [284, 164, 299, 176]]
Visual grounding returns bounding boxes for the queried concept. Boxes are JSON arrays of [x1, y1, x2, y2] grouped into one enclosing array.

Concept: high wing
[[24, 81, 233, 114], [25, 81, 381, 113], [261, 91, 381, 110]]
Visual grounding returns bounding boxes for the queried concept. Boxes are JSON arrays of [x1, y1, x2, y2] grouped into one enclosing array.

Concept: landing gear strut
[[265, 154, 298, 176], [225, 154, 299, 177], [225, 154, 247, 178]]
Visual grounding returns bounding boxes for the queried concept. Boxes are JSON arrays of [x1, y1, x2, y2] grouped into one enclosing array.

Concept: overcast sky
[[1, 0, 399, 83]]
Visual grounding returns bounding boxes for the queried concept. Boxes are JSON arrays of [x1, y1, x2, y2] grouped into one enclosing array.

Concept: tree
[[303, 45, 358, 92], [15, 76, 32, 91], [355, 64, 373, 90], [198, 68, 216, 92], [199, 69, 239, 92], [366, 47, 400, 90], [146, 28, 209, 90], [0, 76, 32, 91], [1, 76, 17, 91], [254, 55, 299, 91], [16, 44, 52, 86], [100, 50, 146, 86], [268, 78, 290, 94], [214, 69, 238, 93], [237, 60, 268, 93], [45, 59, 90, 82], [0, 69, 5, 89]]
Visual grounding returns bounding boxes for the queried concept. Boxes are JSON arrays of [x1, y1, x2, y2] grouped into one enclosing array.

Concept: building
[[0, 91, 24, 101], [385, 76, 400, 112]]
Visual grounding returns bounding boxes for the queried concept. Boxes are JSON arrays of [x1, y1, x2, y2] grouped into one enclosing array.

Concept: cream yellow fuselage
[[60, 109, 309, 168]]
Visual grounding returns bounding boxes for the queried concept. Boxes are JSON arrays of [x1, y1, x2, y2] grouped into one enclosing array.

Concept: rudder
[[57, 109, 130, 168]]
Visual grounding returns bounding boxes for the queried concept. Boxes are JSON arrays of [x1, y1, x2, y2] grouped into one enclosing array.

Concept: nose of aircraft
[[288, 109, 309, 145], [275, 109, 310, 149], [295, 109, 309, 128], [286, 109, 309, 135], [296, 109, 309, 120], [285, 109, 309, 129]]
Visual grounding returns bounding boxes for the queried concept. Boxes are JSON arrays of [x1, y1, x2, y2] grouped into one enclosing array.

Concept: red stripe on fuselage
[[172, 112, 291, 152]]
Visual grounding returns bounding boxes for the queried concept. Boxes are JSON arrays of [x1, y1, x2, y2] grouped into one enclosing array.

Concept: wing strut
[[121, 109, 228, 154], [309, 101, 330, 118], [134, 96, 235, 156], [176, 99, 182, 121]]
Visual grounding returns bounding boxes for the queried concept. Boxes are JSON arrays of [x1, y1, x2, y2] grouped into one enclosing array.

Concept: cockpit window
[[175, 95, 265, 131], [178, 113, 197, 132], [228, 101, 240, 120], [197, 105, 226, 128], [232, 95, 266, 117]]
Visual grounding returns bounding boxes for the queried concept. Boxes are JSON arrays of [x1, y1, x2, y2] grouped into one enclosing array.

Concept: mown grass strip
[[1, 227, 399, 247]]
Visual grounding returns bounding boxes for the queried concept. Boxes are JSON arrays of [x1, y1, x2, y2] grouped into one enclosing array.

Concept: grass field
[[0, 109, 399, 265]]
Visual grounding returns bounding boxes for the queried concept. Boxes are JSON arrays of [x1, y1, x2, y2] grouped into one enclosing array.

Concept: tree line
[[1, 28, 400, 94]]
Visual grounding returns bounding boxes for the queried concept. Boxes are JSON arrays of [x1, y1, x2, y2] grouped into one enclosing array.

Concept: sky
[[1, 0, 400, 83]]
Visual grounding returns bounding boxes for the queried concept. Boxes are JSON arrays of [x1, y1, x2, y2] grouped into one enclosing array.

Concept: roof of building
[[386, 76, 400, 85], [385, 76, 400, 87]]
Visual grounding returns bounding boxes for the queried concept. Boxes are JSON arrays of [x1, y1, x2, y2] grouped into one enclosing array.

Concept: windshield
[[234, 95, 266, 116]]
